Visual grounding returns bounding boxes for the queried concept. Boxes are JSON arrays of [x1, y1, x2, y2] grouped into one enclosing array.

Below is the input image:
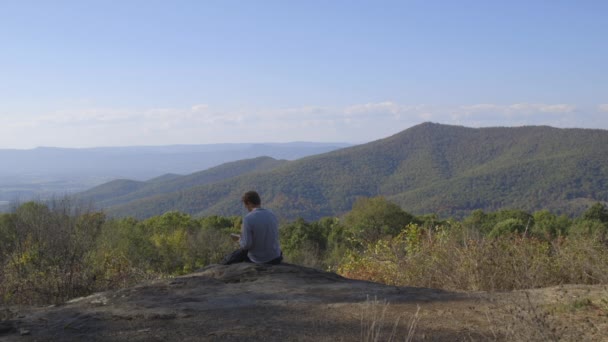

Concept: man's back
[[239, 208, 282, 263]]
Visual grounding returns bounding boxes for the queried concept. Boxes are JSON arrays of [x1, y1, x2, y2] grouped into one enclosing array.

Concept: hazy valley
[[0, 142, 350, 211]]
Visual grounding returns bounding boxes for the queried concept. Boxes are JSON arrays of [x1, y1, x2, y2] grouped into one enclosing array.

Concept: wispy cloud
[[447, 103, 581, 128], [23, 104, 245, 128], [344, 101, 401, 117], [0, 102, 605, 148], [459, 103, 576, 117], [507, 103, 575, 114]]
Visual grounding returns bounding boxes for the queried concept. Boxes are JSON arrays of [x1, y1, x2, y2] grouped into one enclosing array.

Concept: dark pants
[[221, 249, 283, 265]]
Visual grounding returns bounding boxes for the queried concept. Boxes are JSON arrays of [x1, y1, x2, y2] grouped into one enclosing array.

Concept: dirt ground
[[1, 263, 607, 341]]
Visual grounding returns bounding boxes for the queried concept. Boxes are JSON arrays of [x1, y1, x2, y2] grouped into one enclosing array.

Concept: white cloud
[[462, 104, 501, 112], [449, 103, 581, 127], [537, 104, 576, 113], [344, 101, 401, 116], [341, 102, 437, 122], [191, 104, 209, 112], [1, 101, 605, 149], [507, 103, 575, 114], [24, 104, 245, 128], [460, 103, 576, 117]]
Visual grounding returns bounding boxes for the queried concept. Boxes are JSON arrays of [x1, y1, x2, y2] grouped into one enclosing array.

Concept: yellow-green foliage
[[0, 202, 238, 305], [2, 198, 607, 305], [90, 212, 238, 279], [338, 222, 608, 291]]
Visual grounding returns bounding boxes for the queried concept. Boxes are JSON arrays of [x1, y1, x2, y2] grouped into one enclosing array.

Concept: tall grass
[[359, 296, 420, 342], [339, 224, 608, 292]]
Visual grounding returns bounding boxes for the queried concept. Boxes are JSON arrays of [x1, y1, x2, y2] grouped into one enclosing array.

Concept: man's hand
[[230, 233, 240, 242]]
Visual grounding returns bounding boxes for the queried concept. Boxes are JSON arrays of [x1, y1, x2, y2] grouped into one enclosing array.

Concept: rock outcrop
[[1, 263, 606, 341]]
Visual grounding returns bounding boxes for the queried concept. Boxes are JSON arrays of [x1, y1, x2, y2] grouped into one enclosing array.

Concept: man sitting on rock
[[222, 190, 283, 265]]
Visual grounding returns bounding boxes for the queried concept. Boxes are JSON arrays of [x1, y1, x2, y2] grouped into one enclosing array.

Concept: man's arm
[[239, 218, 253, 250]]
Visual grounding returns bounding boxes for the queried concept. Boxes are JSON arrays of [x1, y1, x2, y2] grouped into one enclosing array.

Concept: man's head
[[242, 190, 261, 212]]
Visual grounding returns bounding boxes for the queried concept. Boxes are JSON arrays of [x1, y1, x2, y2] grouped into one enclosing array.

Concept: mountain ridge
[[77, 156, 289, 207], [89, 123, 607, 220]]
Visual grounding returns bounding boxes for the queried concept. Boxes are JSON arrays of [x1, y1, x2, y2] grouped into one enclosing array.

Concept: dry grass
[[489, 292, 563, 342], [484, 286, 608, 342], [359, 296, 420, 342], [339, 228, 608, 292]]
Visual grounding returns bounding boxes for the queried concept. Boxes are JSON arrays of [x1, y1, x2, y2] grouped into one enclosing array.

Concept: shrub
[[338, 222, 608, 291], [280, 218, 331, 268], [1, 199, 104, 304], [0, 202, 238, 305]]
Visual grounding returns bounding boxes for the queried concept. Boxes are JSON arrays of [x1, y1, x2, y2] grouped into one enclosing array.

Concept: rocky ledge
[[1, 263, 606, 341]]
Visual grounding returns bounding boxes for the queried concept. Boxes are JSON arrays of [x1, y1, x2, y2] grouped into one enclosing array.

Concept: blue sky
[[1, 1, 607, 148]]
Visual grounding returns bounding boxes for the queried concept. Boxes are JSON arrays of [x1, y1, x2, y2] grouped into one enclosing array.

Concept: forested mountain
[[77, 156, 288, 207], [99, 123, 608, 220]]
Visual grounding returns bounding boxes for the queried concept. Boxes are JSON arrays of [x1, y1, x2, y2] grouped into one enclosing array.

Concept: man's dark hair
[[242, 191, 261, 206]]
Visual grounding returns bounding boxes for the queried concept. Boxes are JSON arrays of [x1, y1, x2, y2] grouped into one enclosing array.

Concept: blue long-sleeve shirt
[[240, 208, 282, 263]]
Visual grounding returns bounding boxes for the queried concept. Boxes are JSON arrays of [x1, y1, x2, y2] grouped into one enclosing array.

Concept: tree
[[199, 215, 239, 231], [582, 202, 608, 224], [342, 196, 414, 243], [570, 202, 608, 237], [489, 218, 526, 238], [532, 210, 570, 239]]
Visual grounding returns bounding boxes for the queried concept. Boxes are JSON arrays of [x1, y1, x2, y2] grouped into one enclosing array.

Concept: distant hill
[[0, 142, 350, 203], [77, 156, 288, 207], [97, 123, 608, 220]]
